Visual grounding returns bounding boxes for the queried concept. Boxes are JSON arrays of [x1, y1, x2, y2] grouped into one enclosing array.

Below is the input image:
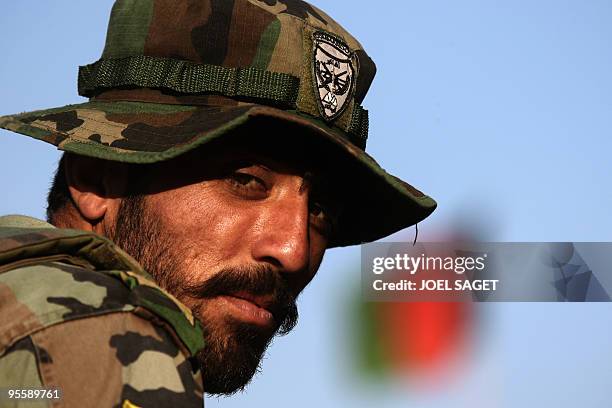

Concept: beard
[[106, 194, 299, 395]]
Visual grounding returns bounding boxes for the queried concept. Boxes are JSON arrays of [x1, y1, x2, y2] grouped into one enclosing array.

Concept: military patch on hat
[[312, 31, 358, 122]]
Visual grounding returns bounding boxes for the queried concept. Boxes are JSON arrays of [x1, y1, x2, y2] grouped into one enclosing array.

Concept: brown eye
[[226, 172, 267, 197], [230, 172, 257, 186], [309, 201, 325, 217], [309, 201, 336, 236]]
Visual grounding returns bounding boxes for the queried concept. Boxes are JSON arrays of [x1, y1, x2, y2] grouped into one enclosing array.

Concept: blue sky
[[1, 1, 611, 407]]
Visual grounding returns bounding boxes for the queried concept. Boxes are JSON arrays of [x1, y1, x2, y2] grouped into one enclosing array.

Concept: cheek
[[302, 230, 327, 286], [148, 185, 259, 272], [309, 224, 329, 262]]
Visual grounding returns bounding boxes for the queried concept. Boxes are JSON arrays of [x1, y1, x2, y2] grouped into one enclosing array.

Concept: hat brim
[[0, 100, 436, 247]]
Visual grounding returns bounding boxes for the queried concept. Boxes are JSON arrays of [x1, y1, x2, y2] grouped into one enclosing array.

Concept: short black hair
[[46, 153, 153, 224], [46, 153, 71, 223]]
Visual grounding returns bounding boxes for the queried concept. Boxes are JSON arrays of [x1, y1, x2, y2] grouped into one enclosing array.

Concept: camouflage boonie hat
[[0, 0, 436, 247]]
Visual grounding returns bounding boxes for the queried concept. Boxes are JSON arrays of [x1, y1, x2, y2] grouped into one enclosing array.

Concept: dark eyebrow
[[299, 171, 314, 194]]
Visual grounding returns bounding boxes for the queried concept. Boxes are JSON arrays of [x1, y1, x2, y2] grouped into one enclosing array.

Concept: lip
[[220, 294, 275, 328], [231, 291, 276, 311]]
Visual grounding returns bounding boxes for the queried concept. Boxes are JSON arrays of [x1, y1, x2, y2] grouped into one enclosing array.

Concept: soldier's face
[[107, 136, 340, 394]]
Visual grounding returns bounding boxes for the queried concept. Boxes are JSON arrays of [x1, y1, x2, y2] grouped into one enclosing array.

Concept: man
[[0, 0, 436, 406]]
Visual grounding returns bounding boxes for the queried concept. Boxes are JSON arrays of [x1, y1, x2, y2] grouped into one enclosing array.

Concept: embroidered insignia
[[312, 31, 357, 121]]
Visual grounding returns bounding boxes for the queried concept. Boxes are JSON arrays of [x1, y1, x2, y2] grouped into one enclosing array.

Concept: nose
[[251, 192, 310, 275]]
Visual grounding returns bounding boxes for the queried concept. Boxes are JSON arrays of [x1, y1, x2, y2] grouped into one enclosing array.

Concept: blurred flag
[[349, 227, 482, 385]]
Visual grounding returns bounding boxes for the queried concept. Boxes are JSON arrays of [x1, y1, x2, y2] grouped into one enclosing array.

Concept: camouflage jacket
[[0, 215, 205, 408]]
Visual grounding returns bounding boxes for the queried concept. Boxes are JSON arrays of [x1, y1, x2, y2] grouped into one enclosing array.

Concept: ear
[[64, 154, 128, 225]]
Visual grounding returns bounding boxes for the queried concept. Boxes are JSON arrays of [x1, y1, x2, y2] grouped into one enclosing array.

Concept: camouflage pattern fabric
[[0, 0, 437, 247], [0, 215, 204, 407]]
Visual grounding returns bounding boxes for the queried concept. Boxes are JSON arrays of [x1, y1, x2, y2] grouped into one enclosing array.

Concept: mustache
[[182, 264, 299, 335]]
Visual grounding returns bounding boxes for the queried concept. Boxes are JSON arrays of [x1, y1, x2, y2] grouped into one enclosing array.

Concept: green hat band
[[78, 55, 369, 148]]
